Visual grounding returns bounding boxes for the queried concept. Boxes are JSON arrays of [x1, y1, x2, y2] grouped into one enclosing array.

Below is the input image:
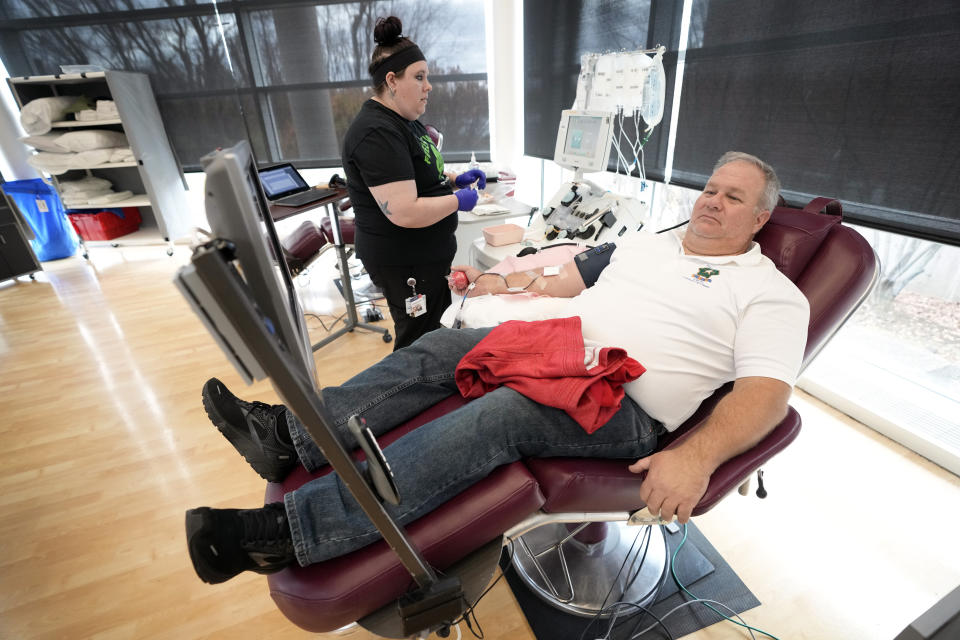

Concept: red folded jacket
[[455, 317, 645, 433]]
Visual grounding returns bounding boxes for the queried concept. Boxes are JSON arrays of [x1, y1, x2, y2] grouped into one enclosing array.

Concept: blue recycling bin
[[2, 178, 78, 261]]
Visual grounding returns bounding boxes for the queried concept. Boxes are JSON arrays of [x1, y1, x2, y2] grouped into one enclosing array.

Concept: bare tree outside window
[[0, 0, 489, 167]]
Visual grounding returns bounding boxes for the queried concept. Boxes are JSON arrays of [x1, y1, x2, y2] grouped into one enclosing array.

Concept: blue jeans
[[283, 327, 661, 566]]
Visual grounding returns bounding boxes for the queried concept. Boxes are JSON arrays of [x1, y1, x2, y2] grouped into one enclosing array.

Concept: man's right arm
[[451, 262, 587, 298]]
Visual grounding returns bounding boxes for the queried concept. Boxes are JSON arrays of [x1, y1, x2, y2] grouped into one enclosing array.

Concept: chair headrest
[[755, 197, 843, 282]]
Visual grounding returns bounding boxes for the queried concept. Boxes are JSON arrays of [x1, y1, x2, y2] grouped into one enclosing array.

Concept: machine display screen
[[564, 115, 604, 159], [553, 109, 614, 175]]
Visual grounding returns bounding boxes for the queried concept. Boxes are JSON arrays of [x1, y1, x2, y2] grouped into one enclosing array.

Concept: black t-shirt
[[341, 99, 457, 266]]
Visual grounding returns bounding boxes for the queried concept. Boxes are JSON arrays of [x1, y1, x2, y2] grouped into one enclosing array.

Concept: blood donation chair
[[281, 220, 332, 277], [264, 196, 879, 636]]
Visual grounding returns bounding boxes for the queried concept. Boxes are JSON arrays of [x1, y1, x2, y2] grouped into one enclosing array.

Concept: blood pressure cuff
[[574, 242, 616, 287]]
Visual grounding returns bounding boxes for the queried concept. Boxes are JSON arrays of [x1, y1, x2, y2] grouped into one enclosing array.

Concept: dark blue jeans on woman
[[284, 327, 660, 566]]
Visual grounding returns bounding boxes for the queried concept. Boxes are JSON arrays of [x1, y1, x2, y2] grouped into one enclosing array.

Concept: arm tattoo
[[377, 199, 393, 217]]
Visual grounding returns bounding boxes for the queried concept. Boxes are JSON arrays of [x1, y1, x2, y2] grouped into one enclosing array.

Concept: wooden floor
[[1, 246, 959, 640]]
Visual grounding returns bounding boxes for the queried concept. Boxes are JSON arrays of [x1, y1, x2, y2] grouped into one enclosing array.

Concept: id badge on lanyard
[[405, 277, 427, 317]]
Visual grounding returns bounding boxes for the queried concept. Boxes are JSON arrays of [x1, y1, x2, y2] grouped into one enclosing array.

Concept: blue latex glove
[[455, 188, 479, 211], [454, 168, 487, 190]]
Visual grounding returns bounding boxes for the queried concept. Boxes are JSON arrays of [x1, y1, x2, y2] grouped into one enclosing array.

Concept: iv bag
[[640, 52, 666, 128]]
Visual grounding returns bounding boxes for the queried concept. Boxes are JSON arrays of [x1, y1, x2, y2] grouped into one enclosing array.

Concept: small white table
[[454, 197, 535, 267]]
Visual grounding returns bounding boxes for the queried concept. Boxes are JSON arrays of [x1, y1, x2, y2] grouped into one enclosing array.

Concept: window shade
[[673, 0, 960, 245]]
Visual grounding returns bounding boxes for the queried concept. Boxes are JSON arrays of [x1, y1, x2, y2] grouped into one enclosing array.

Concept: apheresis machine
[[480, 47, 667, 263]]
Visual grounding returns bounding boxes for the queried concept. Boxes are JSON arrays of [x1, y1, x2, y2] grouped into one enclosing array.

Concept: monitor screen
[[553, 109, 614, 174], [258, 164, 309, 199], [197, 141, 316, 384]]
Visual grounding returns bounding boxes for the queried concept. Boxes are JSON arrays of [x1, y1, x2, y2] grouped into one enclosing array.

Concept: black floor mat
[[500, 522, 761, 639]]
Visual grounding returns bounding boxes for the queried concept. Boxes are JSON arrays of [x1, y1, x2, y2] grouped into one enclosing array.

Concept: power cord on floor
[[439, 539, 516, 640], [628, 523, 779, 640], [577, 527, 647, 640], [579, 526, 675, 640], [596, 601, 674, 640], [628, 598, 759, 639], [304, 311, 347, 333], [623, 525, 669, 637]]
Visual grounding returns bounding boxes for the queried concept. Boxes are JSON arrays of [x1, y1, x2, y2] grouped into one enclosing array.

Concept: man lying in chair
[[186, 151, 809, 585]]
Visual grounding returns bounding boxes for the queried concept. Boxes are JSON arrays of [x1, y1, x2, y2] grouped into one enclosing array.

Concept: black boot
[[185, 502, 295, 584]]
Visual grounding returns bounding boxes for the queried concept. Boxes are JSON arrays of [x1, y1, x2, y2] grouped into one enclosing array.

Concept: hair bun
[[373, 16, 403, 46]]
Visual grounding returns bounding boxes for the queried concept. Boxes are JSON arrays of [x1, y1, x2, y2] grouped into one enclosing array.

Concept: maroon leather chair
[[265, 197, 878, 635], [280, 220, 332, 277]]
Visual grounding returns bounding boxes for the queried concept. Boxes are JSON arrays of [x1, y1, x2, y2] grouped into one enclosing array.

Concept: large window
[[0, 0, 490, 169]]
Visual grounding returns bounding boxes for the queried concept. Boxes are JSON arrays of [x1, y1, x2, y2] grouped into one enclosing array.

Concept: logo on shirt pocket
[[419, 135, 445, 179], [686, 267, 720, 287]]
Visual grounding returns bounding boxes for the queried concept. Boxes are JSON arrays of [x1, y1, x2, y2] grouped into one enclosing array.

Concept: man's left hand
[[628, 448, 712, 524]]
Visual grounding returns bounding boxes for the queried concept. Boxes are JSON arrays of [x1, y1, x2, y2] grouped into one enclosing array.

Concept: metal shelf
[[65, 194, 151, 209], [49, 118, 123, 128]]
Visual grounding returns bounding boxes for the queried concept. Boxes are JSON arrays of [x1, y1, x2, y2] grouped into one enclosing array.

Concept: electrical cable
[[658, 525, 779, 640], [620, 526, 653, 595], [576, 530, 641, 640], [603, 526, 674, 640], [628, 598, 758, 640], [446, 539, 517, 639], [617, 526, 669, 637], [304, 310, 346, 333], [592, 601, 675, 640], [577, 527, 650, 640]]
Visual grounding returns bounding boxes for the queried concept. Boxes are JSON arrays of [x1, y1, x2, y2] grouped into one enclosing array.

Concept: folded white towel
[[68, 148, 114, 168], [96, 100, 118, 117], [27, 151, 73, 175], [59, 175, 114, 194], [86, 190, 133, 205], [108, 147, 135, 163], [62, 186, 112, 201], [75, 109, 100, 121], [20, 133, 69, 153], [20, 96, 76, 134], [63, 195, 95, 207], [55, 129, 128, 152]]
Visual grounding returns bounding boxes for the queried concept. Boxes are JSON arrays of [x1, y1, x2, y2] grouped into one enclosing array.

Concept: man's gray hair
[[714, 151, 780, 212]]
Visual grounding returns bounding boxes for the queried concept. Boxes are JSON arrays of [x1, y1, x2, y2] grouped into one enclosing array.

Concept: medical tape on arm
[[531, 264, 567, 290]]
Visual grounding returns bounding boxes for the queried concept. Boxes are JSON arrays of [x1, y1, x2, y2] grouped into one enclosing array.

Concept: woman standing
[[341, 16, 485, 350]]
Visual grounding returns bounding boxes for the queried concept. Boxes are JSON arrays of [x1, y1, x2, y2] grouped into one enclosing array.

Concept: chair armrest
[[525, 404, 801, 517]]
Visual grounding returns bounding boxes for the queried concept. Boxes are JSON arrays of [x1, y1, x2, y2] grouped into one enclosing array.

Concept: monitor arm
[[175, 240, 464, 635]]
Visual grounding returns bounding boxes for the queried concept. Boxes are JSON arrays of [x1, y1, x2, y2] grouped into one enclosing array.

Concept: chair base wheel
[[511, 521, 668, 618]]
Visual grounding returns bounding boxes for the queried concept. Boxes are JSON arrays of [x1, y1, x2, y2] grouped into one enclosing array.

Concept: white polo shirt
[[565, 230, 809, 431]]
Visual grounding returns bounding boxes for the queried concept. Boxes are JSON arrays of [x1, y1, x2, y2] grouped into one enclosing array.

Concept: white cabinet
[[6, 70, 190, 255]]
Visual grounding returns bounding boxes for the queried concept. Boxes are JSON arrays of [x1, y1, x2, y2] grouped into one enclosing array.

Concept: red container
[[68, 207, 141, 241]]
